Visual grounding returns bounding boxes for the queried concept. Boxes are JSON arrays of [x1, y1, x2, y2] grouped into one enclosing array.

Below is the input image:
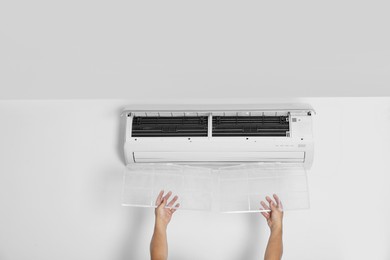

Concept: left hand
[[154, 190, 180, 228]]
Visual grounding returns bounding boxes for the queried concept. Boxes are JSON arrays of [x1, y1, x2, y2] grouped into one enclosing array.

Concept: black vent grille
[[132, 116, 208, 137], [212, 116, 289, 137]]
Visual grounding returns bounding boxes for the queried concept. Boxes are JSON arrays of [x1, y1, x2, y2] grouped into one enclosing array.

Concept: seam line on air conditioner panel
[[208, 114, 212, 138], [123, 107, 314, 113]]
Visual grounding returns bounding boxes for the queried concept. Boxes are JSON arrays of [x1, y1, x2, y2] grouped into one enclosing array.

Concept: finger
[[161, 191, 172, 207], [266, 196, 274, 205], [260, 207, 270, 219], [266, 196, 277, 210], [171, 203, 180, 213], [260, 201, 270, 210], [270, 200, 277, 211], [273, 194, 283, 210], [261, 211, 270, 219], [273, 194, 280, 207], [167, 195, 178, 207], [155, 190, 164, 206]]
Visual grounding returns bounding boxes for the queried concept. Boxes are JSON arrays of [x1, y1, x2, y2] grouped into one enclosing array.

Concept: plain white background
[[1, 0, 390, 98], [0, 98, 389, 260]]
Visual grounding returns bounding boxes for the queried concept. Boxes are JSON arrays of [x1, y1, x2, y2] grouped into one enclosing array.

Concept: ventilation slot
[[132, 116, 208, 137], [212, 116, 289, 137]]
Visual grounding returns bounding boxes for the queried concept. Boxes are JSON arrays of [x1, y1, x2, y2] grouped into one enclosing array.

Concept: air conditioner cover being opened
[[121, 104, 314, 213], [122, 162, 309, 212]]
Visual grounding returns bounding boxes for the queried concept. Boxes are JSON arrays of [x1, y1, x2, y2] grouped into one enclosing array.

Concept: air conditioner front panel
[[124, 136, 313, 167], [133, 151, 305, 163]]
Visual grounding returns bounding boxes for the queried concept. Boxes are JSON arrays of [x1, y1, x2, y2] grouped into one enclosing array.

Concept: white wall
[[0, 98, 389, 260], [1, 0, 390, 99]]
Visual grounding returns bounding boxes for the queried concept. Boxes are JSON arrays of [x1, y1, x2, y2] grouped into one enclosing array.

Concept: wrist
[[270, 224, 283, 234], [155, 219, 168, 231]]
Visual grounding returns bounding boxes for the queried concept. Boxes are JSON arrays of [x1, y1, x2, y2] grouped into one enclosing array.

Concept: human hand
[[260, 194, 284, 233], [154, 190, 180, 229]]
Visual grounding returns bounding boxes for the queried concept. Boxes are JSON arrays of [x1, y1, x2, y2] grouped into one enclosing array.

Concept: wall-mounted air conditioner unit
[[122, 103, 315, 213]]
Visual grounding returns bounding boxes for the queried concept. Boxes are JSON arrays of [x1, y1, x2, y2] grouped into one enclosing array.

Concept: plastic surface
[[122, 163, 214, 211], [122, 163, 309, 213], [218, 163, 309, 213]]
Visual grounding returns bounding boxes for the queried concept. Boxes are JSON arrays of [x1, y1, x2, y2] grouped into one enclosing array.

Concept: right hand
[[260, 194, 284, 232]]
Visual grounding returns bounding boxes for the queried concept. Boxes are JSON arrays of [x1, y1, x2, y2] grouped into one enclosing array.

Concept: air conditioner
[[123, 103, 314, 169], [122, 103, 315, 212]]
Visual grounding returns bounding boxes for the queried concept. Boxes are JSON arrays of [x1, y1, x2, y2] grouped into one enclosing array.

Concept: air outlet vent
[[212, 116, 289, 137], [132, 116, 208, 137]]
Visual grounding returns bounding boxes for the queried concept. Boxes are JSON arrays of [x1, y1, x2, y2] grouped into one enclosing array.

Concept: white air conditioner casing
[[123, 103, 315, 169]]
